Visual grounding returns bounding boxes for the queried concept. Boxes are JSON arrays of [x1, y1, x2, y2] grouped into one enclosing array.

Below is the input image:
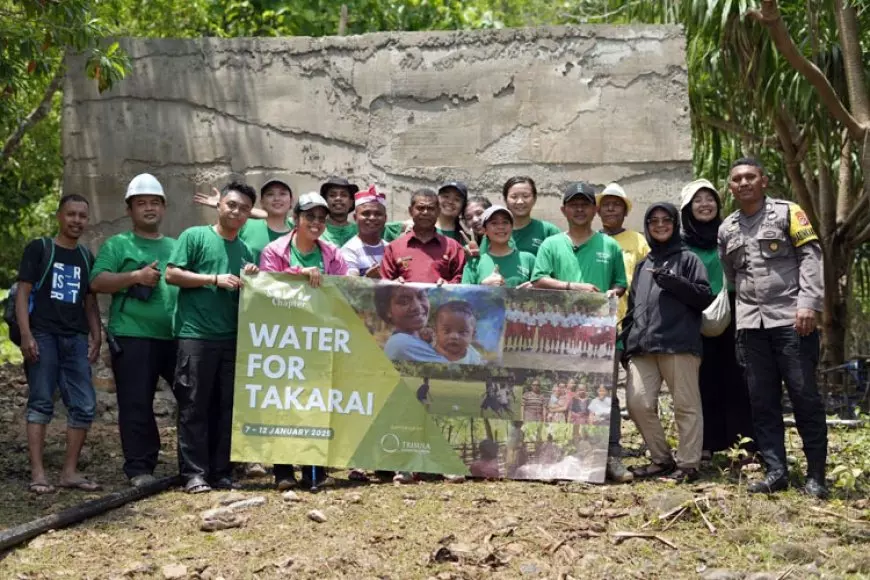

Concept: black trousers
[[111, 336, 177, 479], [173, 338, 237, 483], [736, 327, 826, 475], [699, 295, 755, 453]]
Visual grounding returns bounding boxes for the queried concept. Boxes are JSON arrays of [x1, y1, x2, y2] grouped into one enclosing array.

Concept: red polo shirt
[[381, 230, 466, 283]]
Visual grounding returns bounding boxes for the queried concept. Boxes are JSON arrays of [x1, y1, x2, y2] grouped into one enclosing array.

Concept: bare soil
[[1, 364, 868, 579]]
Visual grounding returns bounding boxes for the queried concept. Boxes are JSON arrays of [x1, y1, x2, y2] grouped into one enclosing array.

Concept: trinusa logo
[[379, 433, 431, 455], [266, 285, 313, 310]]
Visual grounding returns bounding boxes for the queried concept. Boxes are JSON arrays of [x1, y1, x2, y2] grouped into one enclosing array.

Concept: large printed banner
[[231, 273, 617, 482]]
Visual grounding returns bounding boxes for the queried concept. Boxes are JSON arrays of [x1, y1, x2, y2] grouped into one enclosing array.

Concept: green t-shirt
[[90, 232, 179, 340], [322, 221, 358, 248], [290, 242, 324, 270], [461, 250, 536, 288], [239, 219, 293, 264], [383, 221, 406, 242], [688, 245, 724, 295], [436, 226, 463, 242], [511, 218, 561, 255], [531, 232, 627, 292], [168, 225, 254, 340]]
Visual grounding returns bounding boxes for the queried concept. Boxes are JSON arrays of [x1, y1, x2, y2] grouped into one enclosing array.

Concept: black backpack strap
[[35, 237, 55, 290]]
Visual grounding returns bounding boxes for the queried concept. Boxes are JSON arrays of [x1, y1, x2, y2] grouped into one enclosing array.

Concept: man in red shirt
[[381, 188, 466, 283]]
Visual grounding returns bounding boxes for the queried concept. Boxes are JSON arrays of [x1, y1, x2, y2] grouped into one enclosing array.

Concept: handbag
[[701, 275, 731, 337]]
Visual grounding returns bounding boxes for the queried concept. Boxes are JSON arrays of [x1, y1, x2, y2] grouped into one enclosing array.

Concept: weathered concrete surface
[[64, 26, 691, 242]]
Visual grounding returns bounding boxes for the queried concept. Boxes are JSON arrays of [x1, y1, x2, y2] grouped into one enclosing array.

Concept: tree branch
[[1, 61, 65, 164], [773, 106, 820, 229], [748, 0, 866, 141], [696, 115, 778, 148]]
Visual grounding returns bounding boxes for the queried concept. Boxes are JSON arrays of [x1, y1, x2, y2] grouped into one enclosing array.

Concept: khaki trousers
[[627, 353, 703, 469]]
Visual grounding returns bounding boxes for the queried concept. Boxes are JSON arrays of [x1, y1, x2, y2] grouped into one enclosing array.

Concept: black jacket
[[623, 242, 714, 358]]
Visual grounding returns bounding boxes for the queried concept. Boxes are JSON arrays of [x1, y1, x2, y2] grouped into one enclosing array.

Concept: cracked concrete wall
[[63, 26, 691, 244]]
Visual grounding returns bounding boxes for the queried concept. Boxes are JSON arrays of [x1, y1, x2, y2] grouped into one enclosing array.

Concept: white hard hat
[[125, 173, 165, 200]]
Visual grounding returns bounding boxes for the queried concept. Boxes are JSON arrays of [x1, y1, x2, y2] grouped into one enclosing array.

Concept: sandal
[[658, 467, 698, 484], [630, 461, 676, 479], [185, 476, 212, 494], [29, 481, 56, 495], [58, 477, 102, 492], [210, 477, 239, 491]]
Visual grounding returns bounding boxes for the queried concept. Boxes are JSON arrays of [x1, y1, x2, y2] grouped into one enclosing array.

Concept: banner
[[231, 273, 617, 482]]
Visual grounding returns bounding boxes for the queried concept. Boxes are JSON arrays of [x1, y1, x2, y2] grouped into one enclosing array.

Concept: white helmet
[[125, 173, 165, 200]]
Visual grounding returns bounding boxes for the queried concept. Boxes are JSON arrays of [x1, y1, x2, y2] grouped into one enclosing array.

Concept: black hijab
[[681, 188, 722, 250], [644, 202, 684, 259]]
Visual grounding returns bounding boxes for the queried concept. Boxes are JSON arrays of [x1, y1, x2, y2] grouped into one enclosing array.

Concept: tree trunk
[[821, 244, 852, 366]]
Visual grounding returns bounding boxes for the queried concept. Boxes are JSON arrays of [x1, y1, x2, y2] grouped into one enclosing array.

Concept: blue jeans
[[24, 332, 95, 429]]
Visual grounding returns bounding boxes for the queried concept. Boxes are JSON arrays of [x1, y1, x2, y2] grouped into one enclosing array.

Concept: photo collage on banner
[[231, 273, 617, 483]]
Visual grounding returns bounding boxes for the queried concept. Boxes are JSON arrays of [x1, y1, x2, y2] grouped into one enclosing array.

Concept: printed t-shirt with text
[[168, 225, 254, 340], [531, 231, 627, 292], [18, 240, 94, 335], [91, 231, 178, 340]]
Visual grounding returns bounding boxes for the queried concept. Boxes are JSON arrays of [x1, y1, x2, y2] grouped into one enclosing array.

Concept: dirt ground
[[1, 364, 869, 580]]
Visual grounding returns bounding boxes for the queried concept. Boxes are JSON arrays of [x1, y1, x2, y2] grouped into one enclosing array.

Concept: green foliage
[[0, 289, 22, 364], [828, 414, 870, 496]]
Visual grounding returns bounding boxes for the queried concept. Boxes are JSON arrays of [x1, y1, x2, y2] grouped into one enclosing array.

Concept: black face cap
[[438, 180, 469, 200], [319, 176, 360, 198], [562, 182, 596, 205]]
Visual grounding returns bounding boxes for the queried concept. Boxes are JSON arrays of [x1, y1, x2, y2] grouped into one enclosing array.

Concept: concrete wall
[[63, 26, 691, 243]]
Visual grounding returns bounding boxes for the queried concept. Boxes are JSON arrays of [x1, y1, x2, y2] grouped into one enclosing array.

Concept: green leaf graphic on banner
[[347, 377, 468, 474]]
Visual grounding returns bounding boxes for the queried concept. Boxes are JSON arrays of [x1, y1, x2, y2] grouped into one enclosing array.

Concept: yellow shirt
[[610, 230, 650, 324]]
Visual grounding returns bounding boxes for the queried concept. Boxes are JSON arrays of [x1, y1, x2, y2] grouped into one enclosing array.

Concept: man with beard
[[320, 176, 360, 248], [16, 194, 102, 494], [166, 182, 259, 494], [90, 174, 179, 487], [341, 185, 388, 277], [531, 182, 632, 483]]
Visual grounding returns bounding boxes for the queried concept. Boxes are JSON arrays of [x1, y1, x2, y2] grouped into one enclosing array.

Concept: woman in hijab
[[622, 203, 714, 483], [680, 180, 755, 459]]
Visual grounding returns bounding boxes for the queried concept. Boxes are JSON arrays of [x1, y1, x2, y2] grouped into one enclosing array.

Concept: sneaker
[[747, 471, 788, 494], [657, 467, 699, 484], [606, 456, 634, 483], [444, 474, 466, 483], [130, 474, 157, 488], [393, 471, 415, 484], [245, 463, 268, 478], [803, 476, 829, 499]]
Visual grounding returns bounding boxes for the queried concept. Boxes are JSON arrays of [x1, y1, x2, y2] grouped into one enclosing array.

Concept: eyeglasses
[[646, 217, 674, 226], [301, 213, 327, 223]]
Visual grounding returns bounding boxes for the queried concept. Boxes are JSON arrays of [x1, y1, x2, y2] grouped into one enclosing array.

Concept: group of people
[[15, 156, 829, 498], [503, 303, 615, 357]]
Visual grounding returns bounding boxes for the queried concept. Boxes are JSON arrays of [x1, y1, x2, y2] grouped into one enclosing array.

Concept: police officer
[[718, 158, 827, 498]]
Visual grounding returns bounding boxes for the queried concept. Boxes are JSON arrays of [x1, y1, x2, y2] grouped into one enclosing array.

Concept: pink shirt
[[259, 230, 349, 275]]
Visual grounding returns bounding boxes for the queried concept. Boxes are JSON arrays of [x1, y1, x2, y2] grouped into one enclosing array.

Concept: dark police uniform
[[718, 198, 826, 481]]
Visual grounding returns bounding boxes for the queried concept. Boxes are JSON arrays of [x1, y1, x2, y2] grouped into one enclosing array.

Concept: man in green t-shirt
[[91, 174, 179, 488], [320, 176, 359, 247], [531, 182, 632, 483], [166, 181, 259, 494]]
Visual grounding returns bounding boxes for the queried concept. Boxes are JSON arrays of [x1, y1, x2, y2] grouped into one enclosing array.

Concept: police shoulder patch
[[787, 203, 818, 247]]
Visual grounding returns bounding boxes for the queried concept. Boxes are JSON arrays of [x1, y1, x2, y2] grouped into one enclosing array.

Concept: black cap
[[562, 182, 596, 205], [319, 176, 360, 197], [438, 180, 468, 200], [260, 176, 293, 196]]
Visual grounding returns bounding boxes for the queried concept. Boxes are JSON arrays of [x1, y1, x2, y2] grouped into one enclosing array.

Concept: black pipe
[[0, 475, 180, 553]]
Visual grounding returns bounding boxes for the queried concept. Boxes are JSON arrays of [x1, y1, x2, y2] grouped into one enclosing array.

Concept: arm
[[195, 187, 267, 219], [718, 228, 736, 286], [380, 244, 399, 281], [609, 243, 628, 297], [652, 255, 713, 311], [447, 242, 466, 284], [795, 240, 824, 312], [15, 281, 38, 362], [85, 293, 101, 363], [165, 266, 218, 289], [533, 277, 598, 292]]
